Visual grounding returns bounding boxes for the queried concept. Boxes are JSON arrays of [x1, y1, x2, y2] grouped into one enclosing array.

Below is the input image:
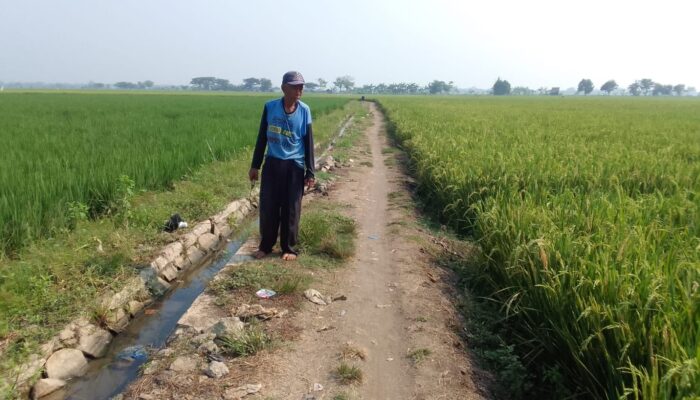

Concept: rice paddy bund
[[0, 92, 348, 256], [379, 97, 700, 399]]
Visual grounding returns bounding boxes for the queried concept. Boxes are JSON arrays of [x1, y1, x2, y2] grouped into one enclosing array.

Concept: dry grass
[[339, 343, 367, 361]]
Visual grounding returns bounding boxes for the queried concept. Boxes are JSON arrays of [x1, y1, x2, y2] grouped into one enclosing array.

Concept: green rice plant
[[0, 93, 355, 384], [0, 92, 348, 256], [379, 96, 700, 399]]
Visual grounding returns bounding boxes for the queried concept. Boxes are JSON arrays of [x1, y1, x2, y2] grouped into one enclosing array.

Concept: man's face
[[282, 83, 304, 100]]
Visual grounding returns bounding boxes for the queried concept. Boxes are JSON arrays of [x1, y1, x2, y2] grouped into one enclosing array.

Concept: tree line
[[493, 77, 695, 96], [189, 77, 273, 91], [30, 75, 694, 96]]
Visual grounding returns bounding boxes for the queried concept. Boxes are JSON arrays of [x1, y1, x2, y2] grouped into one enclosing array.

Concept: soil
[[121, 102, 491, 400]]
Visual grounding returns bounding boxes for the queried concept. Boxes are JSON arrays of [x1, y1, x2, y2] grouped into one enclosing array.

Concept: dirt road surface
[[120, 102, 491, 400], [246, 102, 489, 399]]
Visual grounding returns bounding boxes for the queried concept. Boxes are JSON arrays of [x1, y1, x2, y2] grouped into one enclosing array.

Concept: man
[[249, 71, 315, 261]]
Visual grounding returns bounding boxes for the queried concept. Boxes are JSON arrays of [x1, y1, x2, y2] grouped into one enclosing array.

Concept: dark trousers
[[258, 157, 304, 254]]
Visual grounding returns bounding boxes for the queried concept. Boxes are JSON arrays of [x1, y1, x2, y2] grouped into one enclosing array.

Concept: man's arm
[[304, 123, 315, 180], [249, 106, 268, 182], [251, 106, 268, 170]]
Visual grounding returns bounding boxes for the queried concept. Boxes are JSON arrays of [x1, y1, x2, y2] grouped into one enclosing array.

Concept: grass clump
[[335, 362, 363, 385], [313, 170, 333, 183], [407, 348, 431, 365], [340, 343, 367, 361], [209, 263, 311, 298], [299, 209, 355, 260], [217, 322, 272, 357]]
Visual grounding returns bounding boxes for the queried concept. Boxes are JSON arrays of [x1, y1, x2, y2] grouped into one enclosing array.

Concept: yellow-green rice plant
[[379, 96, 700, 399]]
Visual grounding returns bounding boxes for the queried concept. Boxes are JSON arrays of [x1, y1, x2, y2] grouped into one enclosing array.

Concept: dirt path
[[120, 102, 490, 400], [247, 102, 488, 399]]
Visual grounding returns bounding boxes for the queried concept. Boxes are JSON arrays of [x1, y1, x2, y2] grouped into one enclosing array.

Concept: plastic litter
[[255, 288, 276, 299], [115, 345, 148, 363], [368, 234, 379, 240], [163, 213, 187, 232], [304, 289, 331, 305], [313, 383, 324, 391]]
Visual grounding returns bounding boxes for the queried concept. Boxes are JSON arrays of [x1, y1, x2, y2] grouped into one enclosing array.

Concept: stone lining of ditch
[[121, 157, 346, 400], [8, 195, 258, 399], [10, 114, 356, 399]]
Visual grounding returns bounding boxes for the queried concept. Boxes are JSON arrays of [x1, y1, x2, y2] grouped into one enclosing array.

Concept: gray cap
[[282, 71, 305, 85]]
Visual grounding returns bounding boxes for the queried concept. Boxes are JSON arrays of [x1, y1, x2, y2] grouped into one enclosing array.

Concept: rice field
[[379, 96, 700, 399], [0, 92, 348, 256]]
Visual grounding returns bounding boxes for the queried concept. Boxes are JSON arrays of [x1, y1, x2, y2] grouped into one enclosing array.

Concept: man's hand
[[249, 168, 259, 183], [305, 177, 315, 190]]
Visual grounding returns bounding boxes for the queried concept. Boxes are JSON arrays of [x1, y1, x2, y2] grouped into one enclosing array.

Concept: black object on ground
[[163, 214, 183, 232]]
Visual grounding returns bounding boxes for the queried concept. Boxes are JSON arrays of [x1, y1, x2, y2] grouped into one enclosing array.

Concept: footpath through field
[[121, 102, 489, 400], [230, 102, 487, 399]]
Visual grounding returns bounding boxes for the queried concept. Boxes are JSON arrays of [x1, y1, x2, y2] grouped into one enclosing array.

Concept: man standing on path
[[249, 71, 315, 261]]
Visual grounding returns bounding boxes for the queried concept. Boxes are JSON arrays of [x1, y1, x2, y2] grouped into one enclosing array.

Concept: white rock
[[218, 225, 233, 238], [191, 222, 211, 236], [40, 338, 59, 357], [106, 308, 129, 333], [169, 356, 198, 372], [45, 349, 88, 380], [142, 361, 160, 375], [223, 383, 262, 399], [191, 333, 216, 346], [209, 317, 244, 339], [161, 242, 184, 263], [173, 255, 191, 271], [182, 232, 199, 248], [151, 256, 170, 272], [203, 361, 229, 378], [58, 328, 75, 341], [197, 341, 220, 355], [74, 317, 91, 328], [197, 233, 219, 251], [78, 327, 112, 358], [178, 294, 221, 333], [32, 378, 65, 399], [127, 300, 145, 316], [157, 348, 174, 358], [160, 265, 179, 282], [187, 246, 206, 266]]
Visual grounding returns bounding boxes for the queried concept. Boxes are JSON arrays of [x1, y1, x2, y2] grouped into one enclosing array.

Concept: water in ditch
[[61, 218, 257, 400]]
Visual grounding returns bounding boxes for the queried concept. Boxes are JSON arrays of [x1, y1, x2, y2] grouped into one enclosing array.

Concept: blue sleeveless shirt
[[264, 98, 312, 169]]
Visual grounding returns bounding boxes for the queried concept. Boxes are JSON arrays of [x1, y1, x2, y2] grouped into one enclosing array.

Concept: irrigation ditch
[[9, 111, 358, 400]]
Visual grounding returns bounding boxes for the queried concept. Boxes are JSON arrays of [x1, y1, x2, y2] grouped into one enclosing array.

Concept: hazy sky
[[1, 0, 698, 89]]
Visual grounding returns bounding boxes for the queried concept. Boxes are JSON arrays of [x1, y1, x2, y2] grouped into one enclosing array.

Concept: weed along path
[[121, 102, 488, 400]]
